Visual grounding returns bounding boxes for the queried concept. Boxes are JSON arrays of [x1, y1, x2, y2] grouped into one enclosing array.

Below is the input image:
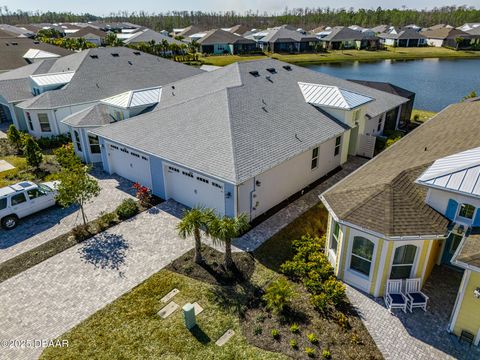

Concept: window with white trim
[[330, 221, 340, 254], [390, 245, 417, 279], [38, 113, 51, 132], [88, 134, 100, 154], [458, 203, 475, 220], [74, 130, 82, 152], [26, 112, 34, 131], [350, 236, 374, 276], [311, 147, 319, 170], [334, 136, 341, 156], [377, 118, 382, 132]]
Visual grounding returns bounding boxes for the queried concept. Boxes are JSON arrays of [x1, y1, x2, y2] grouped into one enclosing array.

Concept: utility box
[[183, 303, 196, 330]]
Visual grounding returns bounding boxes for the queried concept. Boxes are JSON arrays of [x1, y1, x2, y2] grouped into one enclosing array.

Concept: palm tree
[[208, 213, 250, 270], [176, 207, 213, 264]]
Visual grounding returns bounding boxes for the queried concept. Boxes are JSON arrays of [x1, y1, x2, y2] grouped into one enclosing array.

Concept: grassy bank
[[411, 109, 437, 123], [200, 47, 480, 67]]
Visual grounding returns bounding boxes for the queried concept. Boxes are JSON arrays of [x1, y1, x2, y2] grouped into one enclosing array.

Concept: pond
[[305, 58, 480, 112]]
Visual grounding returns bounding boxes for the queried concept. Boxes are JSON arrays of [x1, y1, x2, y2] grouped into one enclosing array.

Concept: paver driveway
[[0, 200, 193, 360], [0, 166, 136, 264]]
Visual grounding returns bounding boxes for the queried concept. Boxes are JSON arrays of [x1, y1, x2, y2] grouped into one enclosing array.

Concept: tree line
[[0, 6, 479, 31]]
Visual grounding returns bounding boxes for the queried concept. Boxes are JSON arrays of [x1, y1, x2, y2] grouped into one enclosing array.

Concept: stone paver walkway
[[347, 266, 480, 360], [0, 167, 136, 264], [233, 156, 367, 251], [0, 200, 193, 360]]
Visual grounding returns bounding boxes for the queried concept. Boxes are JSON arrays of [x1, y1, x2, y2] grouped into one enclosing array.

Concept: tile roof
[[322, 102, 480, 237], [299, 82, 374, 110], [93, 59, 407, 184]]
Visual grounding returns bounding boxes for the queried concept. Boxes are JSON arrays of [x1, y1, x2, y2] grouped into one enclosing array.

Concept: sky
[[1, 0, 479, 16]]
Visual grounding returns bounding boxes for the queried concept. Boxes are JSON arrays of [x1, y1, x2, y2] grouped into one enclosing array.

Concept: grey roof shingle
[[61, 103, 113, 127], [321, 26, 377, 41], [16, 47, 202, 109], [198, 29, 255, 45], [259, 27, 317, 43], [93, 59, 407, 184], [379, 28, 426, 40], [322, 102, 480, 237], [123, 29, 184, 45]]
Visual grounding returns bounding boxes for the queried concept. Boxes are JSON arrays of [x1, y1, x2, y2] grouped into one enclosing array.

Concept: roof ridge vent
[[90, 54, 98, 59], [283, 65, 292, 71], [266, 67, 277, 74], [111, 53, 119, 57], [249, 70, 260, 77]]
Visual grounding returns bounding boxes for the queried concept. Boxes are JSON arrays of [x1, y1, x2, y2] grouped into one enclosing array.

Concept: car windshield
[[38, 184, 53, 193]]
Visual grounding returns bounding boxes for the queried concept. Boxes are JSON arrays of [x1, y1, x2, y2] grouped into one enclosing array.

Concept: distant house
[[65, 26, 107, 46], [0, 24, 35, 38], [465, 27, 480, 46], [458, 23, 480, 32], [421, 28, 473, 48], [197, 29, 257, 54], [370, 24, 390, 34], [248, 26, 319, 53], [320, 101, 480, 346], [123, 29, 184, 46], [379, 28, 427, 47], [319, 26, 379, 50], [171, 25, 204, 39], [222, 25, 251, 36]]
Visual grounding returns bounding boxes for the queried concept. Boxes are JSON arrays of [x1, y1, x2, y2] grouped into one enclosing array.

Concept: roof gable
[[101, 87, 162, 109], [299, 82, 373, 110]]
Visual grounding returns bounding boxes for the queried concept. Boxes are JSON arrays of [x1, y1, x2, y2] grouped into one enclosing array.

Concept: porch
[[347, 266, 480, 360]]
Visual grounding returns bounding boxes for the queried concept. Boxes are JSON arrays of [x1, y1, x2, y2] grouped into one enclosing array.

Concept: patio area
[[347, 266, 480, 360]]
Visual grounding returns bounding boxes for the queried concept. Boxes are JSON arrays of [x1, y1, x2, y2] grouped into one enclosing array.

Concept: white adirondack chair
[[384, 279, 407, 313], [405, 278, 429, 312]]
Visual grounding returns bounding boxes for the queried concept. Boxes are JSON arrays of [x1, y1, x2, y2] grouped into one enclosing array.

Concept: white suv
[[0, 181, 59, 230]]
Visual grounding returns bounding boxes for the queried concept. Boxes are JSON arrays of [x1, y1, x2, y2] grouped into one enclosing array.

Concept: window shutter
[[473, 209, 480, 227], [445, 199, 458, 220]]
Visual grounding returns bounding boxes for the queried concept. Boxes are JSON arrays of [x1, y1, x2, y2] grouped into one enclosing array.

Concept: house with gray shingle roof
[[90, 59, 409, 222], [318, 26, 380, 50], [319, 101, 480, 344], [246, 26, 319, 53], [378, 27, 426, 47], [0, 47, 202, 151], [197, 29, 257, 54]]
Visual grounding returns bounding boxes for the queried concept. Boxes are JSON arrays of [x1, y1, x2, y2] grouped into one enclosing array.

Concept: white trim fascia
[[475, 328, 480, 346], [448, 269, 471, 332], [374, 238, 390, 296], [415, 181, 480, 200]]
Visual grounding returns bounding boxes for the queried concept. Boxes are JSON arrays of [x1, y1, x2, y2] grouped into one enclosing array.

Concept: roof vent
[[111, 53, 119, 57], [33, 41, 39, 44], [90, 54, 98, 59], [265, 76, 273, 83], [11, 42, 18, 45], [128, 61, 133, 65], [133, 51, 141, 55], [249, 71, 260, 77], [283, 65, 292, 71], [266, 68, 276, 74]]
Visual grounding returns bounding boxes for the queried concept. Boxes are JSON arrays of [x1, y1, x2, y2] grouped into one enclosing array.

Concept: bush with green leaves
[[334, 312, 350, 331], [53, 144, 82, 169], [262, 277, 294, 315], [290, 323, 300, 334], [290, 338, 298, 349], [6, 124, 23, 151], [254, 326, 262, 335], [271, 329, 280, 340], [97, 212, 117, 231], [23, 136, 43, 169], [307, 333, 319, 345], [322, 349, 332, 359], [116, 198, 139, 220], [36, 134, 71, 150], [305, 347, 316, 358]]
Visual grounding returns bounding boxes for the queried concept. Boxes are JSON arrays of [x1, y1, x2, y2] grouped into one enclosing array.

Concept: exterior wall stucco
[[452, 270, 480, 345]]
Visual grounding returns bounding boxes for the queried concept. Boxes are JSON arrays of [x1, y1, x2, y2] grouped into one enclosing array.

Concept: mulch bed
[[242, 284, 384, 360], [166, 245, 255, 286]]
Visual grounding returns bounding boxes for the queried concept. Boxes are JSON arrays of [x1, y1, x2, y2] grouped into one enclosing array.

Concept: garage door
[[107, 143, 153, 189], [164, 163, 225, 215]]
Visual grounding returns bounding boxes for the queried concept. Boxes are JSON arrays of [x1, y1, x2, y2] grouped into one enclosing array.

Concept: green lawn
[[411, 109, 437, 123], [0, 155, 60, 187], [200, 47, 480, 67]]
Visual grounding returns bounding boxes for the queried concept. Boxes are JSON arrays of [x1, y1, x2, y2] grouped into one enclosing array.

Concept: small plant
[[97, 211, 117, 230], [305, 347, 316, 358], [350, 333, 362, 345], [262, 278, 294, 314], [71, 224, 91, 241], [307, 333, 319, 345], [334, 312, 350, 331], [133, 182, 152, 208], [290, 323, 300, 334], [255, 314, 266, 323], [271, 329, 280, 340], [254, 326, 262, 335], [290, 338, 298, 349], [322, 349, 332, 359], [116, 198, 139, 220]]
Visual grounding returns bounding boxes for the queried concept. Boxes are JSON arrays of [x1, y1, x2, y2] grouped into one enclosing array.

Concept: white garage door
[[164, 163, 225, 215], [107, 143, 153, 189]]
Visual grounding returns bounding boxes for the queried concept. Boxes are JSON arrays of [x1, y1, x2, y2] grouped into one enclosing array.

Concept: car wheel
[[1, 215, 18, 230]]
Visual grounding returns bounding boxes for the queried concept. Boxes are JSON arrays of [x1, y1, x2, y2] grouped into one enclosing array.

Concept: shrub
[[307, 333, 319, 345], [6, 124, 22, 151], [54, 144, 82, 169], [290, 323, 300, 334], [255, 314, 266, 323], [97, 212, 117, 230], [36, 134, 71, 150], [290, 339, 298, 349], [350, 333, 362, 345], [334, 312, 350, 331], [311, 293, 329, 313], [254, 326, 262, 335], [116, 198, 139, 220], [386, 136, 401, 148], [322, 278, 346, 307], [71, 224, 91, 241], [322, 349, 332, 359], [262, 278, 294, 315], [305, 347, 316, 357], [133, 182, 152, 208], [24, 136, 43, 169], [271, 329, 280, 340]]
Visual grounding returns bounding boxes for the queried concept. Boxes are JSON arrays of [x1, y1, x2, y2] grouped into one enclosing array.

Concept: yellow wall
[[370, 238, 384, 294], [453, 271, 480, 341], [424, 240, 443, 286]]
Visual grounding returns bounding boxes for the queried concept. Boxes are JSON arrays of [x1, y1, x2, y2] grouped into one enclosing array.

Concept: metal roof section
[[30, 71, 75, 87], [23, 49, 61, 60], [416, 147, 480, 197], [101, 86, 162, 109], [298, 82, 374, 110]]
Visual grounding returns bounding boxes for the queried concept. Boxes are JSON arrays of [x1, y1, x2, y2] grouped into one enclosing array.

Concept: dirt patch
[[166, 245, 255, 286], [242, 283, 383, 360]]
